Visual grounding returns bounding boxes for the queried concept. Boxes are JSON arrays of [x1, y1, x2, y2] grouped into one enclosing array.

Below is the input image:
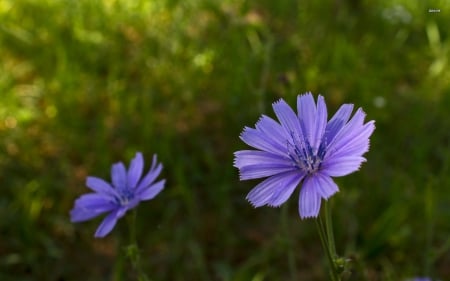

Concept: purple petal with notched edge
[[255, 115, 288, 153], [311, 95, 328, 151], [327, 120, 375, 159], [267, 171, 304, 207], [127, 152, 144, 189], [246, 171, 303, 207], [304, 173, 339, 200], [297, 93, 317, 143], [321, 156, 366, 177], [138, 179, 165, 200], [239, 164, 297, 180], [234, 150, 290, 167], [234, 150, 294, 180], [86, 176, 118, 197], [273, 99, 302, 137], [111, 162, 127, 189], [240, 127, 287, 156], [298, 178, 322, 219], [324, 104, 354, 144], [325, 108, 366, 154]]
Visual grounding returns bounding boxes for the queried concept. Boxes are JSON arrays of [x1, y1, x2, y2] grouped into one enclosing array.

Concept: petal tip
[[246, 196, 263, 208], [300, 213, 318, 220]]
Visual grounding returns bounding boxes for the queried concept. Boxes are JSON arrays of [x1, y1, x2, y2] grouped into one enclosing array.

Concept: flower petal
[[111, 162, 127, 189], [246, 171, 304, 207], [240, 126, 287, 156], [297, 93, 316, 136], [255, 115, 288, 153], [127, 152, 144, 189], [273, 98, 302, 138], [94, 210, 120, 238], [311, 95, 328, 151], [136, 157, 163, 192], [328, 120, 375, 159], [70, 205, 115, 222], [234, 150, 294, 180], [267, 172, 304, 207], [137, 179, 165, 200], [239, 164, 296, 181], [149, 154, 158, 170], [325, 108, 366, 155], [73, 193, 116, 209], [303, 173, 339, 200], [297, 93, 328, 151], [298, 178, 322, 219], [321, 156, 367, 177], [125, 199, 140, 211], [70, 193, 117, 222], [324, 104, 354, 144], [86, 176, 118, 197]]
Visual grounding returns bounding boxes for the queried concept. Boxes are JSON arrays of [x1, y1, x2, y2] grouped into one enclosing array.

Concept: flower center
[[116, 188, 134, 206], [287, 132, 326, 174]]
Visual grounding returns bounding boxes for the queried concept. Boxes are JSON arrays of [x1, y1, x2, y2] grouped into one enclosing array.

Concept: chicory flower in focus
[[70, 152, 165, 238], [234, 93, 375, 218]]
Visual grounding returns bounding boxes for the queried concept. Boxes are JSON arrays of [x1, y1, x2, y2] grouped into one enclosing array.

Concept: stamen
[[116, 188, 134, 206], [287, 131, 325, 174]]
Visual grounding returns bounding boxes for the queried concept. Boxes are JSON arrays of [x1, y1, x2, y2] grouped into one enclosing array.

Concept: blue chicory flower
[[70, 152, 165, 238], [234, 93, 375, 218]]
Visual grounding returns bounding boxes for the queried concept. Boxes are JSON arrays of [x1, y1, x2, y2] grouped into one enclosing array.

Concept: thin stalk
[[316, 216, 340, 281], [324, 200, 337, 259], [127, 209, 150, 281], [113, 231, 125, 281]]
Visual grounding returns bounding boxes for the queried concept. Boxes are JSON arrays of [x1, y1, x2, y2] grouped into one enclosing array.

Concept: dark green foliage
[[0, 0, 449, 280]]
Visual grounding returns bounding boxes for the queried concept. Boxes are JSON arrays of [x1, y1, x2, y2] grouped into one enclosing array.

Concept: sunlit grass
[[0, 0, 449, 280]]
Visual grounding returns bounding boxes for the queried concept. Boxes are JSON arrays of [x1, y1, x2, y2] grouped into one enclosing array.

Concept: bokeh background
[[1, 0, 449, 280]]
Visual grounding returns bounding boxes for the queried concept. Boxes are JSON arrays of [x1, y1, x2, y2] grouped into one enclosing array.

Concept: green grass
[[1, 0, 449, 280]]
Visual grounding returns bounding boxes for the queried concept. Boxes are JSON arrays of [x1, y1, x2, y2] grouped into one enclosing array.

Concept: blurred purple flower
[[70, 152, 165, 238], [234, 93, 375, 218]]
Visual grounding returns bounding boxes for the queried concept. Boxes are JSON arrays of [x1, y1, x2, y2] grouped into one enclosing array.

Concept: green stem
[[324, 200, 337, 259], [315, 206, 340, 281], [113, 231, 125, 281], [315, 218, 337, 281], [127, 209, 150, 281], [130, 208, 137, 244]]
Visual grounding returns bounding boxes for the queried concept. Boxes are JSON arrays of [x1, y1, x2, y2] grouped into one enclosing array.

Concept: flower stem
[[113, 231, 125, 281], [315, 201, 340, 281], [324, 200, 337, 259], [127, 209, 150, 281]]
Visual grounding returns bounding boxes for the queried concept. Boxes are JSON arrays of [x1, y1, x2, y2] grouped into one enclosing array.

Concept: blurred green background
[[1, 0, 449, 280]]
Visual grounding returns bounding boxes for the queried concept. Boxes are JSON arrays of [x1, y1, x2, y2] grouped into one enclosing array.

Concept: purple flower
[[234, 93, 375, 219], [70, 152, 165, 238]]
